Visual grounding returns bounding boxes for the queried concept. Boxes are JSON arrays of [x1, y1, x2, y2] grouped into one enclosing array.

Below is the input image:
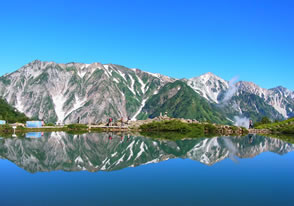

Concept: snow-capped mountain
[[187, 72, 229, 103], [0, 133, 292, 173], [0, 60, 174, 123], [0, 60, 293, 123], [231, 81, 294, 119], [186, 73, 294, 120]]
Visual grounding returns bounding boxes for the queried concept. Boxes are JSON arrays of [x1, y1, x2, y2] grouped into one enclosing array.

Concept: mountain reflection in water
[[0, 132, 293, 173]]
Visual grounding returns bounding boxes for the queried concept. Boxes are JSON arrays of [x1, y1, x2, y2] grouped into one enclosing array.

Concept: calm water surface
[[0, 132, 293, 206]]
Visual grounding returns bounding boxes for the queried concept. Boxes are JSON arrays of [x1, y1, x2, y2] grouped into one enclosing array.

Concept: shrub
[[254, 116, 272, 127], [140, 120, 191, 132], [46, 123, 55, 126], [203, 123, 217, 134], [0, 125, 13, 132], [67, 124, 88, 130], [280, 125, 294, 134]]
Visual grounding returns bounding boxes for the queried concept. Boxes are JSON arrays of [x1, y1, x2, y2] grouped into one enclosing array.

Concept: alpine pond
[[0, 132, 294, 206]]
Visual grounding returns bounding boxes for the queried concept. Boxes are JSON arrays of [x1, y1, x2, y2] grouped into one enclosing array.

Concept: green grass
[[0, 125, 13, 133], [256, 117, 294, 134], [139, 120, 249, 140], [67, 124, 88, 130], [139, 120, 194, 132], [0, 124, 103, 137]]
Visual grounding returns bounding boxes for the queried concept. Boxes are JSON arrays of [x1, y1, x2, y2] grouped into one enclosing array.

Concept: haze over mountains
[[0, 60, 293, 124]]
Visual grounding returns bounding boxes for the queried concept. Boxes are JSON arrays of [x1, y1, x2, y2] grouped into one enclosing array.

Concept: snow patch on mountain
[[136, 74, 147, 94], [51, 94, 67, 124], [15, 94, 25, 113], [146, 71, 161, 78], [132, 98, 148, 120], [77, 65, 89, 78], [115, 154, 126, 166], [188, 72, 229, 103], [271, 101, 288, 118], [65, 96, 87, 118], [128, 74, 136, 95], [75, 156, 84, 164], [103, 64, 112, 77], [117, 69, 127, 82], [135, 142, 146, 160], [126, 141, 135, 161]]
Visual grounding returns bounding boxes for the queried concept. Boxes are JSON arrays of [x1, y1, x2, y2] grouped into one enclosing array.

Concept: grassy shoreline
[[139, 120, 249, 139], [0, 124, 103, 137], [1, 119, 293, 140], [255, 117, 294, 134]]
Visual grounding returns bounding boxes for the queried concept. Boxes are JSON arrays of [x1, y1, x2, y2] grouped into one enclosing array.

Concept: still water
[[0, 132, 293, 206]]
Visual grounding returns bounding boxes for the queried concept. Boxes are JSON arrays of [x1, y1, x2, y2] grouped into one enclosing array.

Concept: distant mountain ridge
[[185, 72, 294, 122], [0, 60, 293, 124]]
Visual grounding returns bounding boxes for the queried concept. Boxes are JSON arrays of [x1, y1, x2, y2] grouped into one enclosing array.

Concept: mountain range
[[0, 60, 293, 124], [0, 133, 292, 173]]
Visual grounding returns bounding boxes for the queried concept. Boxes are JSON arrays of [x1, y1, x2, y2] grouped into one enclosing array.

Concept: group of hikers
[[106, 116, 131, 127]]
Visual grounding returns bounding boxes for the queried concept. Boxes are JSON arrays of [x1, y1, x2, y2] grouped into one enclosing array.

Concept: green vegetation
[[254, 116, 272, 127], [256, 117, 294, 134], [45, 123, 55, 126], [0, 123, 103, 137], [67, 124, 88, 131], [139, 81, 230, 124], [223, 93, 284, 123], [140, 120, 193, 132], [0, 98, 29, 123], [139, 120, 248, 140], [0, 125, 13, 133]]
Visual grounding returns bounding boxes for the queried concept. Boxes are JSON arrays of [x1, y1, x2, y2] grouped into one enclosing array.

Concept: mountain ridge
[[0, 60, 293, 124]]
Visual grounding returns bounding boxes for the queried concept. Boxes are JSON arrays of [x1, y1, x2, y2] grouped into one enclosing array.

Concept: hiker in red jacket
[[107, 118, 112, 126]]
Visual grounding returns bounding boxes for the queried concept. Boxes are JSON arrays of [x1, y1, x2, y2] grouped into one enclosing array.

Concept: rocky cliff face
[[186, 73, 294, 121], [0, 60, 173, 124], [187, 72, 229, 103], [0, 133, 292, 173], [0, 60, 293, 124]]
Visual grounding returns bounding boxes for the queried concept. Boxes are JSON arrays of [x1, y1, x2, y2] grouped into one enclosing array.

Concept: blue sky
[[0, 0, 293, 90]]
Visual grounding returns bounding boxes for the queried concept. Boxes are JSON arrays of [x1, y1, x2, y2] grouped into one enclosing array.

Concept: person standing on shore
[[249, 119, 253, 129]]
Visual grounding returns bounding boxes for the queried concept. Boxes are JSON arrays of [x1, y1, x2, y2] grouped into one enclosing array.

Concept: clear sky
[[0, 0, 293, 90]]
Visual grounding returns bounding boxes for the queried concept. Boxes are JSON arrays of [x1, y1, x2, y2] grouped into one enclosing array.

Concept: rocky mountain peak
[[190, 72, 225, 82], [188, 72, 228, 103], [270, 86, 294, 98], [236, 81, 268, 96], [0, 60, 293, 123], [0, 60, 175, 123]]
